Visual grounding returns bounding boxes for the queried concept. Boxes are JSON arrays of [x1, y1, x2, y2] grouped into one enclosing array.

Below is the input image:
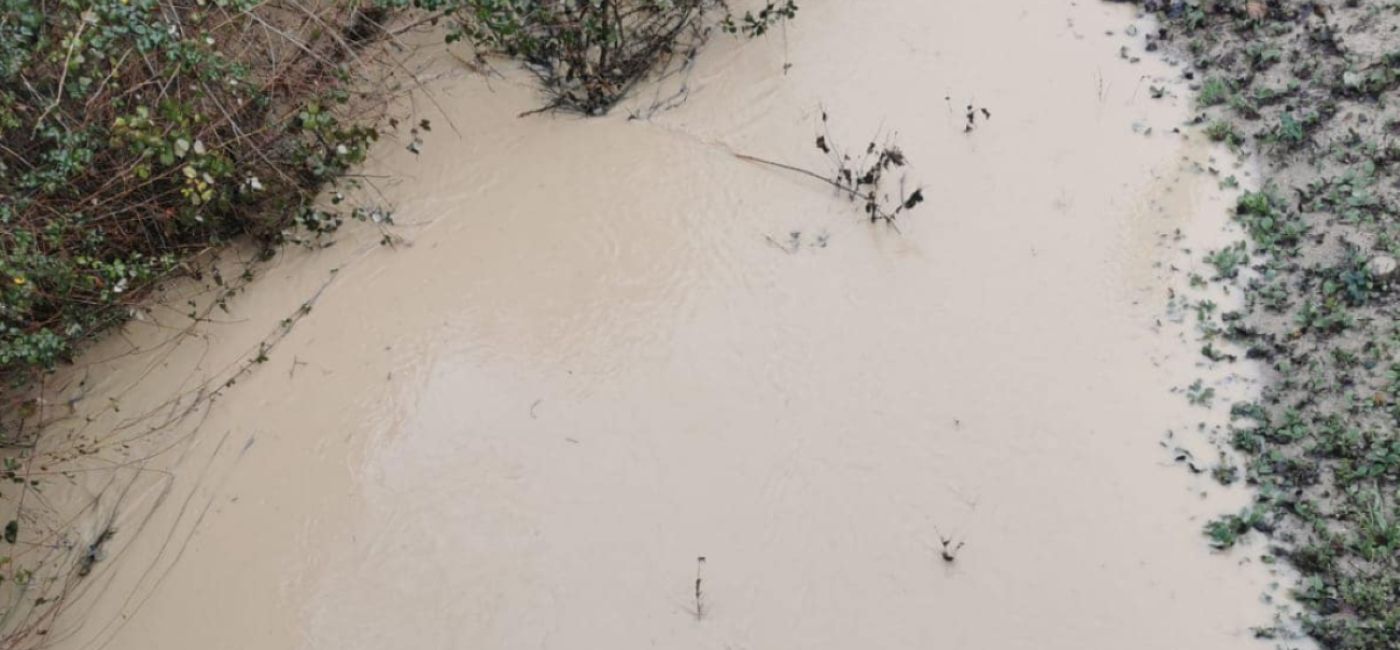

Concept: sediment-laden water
[[12, 2, 1295, 649]]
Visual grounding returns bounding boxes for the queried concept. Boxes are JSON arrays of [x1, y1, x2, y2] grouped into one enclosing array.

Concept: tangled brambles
[[0, 1, 401, 419], [398, 0, 797, 114]]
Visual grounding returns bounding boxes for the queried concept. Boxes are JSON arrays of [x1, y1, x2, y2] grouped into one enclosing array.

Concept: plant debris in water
[[737, 113, 927, 228], [693, 555, 707, 621], [1124, 1, 1400, 647], [817, 112, 926, 225]]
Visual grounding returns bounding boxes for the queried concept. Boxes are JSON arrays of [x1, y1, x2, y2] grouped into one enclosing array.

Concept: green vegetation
[[1198, 75, 1232, 106], [1205, 119, 1244, 147], [0, 1, 383, 401], [1138, 1, 1400, 647]]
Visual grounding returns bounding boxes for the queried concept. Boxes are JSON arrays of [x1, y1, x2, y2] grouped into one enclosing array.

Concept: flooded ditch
[[4, 2, 1308, 649]]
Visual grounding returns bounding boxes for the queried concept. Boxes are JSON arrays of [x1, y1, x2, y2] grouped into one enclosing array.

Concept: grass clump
[[1205, 120, 1245, 147], [1198, 75, 1232, 107]]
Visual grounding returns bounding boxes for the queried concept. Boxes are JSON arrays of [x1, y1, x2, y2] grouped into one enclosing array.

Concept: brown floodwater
[[10, 2, 1302, 649]]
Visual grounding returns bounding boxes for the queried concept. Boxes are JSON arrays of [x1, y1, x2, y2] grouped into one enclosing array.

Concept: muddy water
[[26, 2, 1293, 649]]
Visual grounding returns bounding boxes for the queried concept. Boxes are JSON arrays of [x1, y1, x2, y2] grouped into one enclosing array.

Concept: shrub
[[385, 0, 798, 114], [0, 1, 397, 407]]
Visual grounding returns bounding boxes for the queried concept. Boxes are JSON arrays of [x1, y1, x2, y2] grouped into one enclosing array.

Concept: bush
[[387, 0, 797, 114], [0, 1, 396, 401]]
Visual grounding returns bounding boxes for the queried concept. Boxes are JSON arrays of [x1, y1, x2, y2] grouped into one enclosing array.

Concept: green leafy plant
[[1206, 507, 1265, 549], [1206, 241, 1249, 280]]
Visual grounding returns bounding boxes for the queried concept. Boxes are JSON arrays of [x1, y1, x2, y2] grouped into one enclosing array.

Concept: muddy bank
[[1133, 2, 1400, 647], [2, 2, 1303, 649]]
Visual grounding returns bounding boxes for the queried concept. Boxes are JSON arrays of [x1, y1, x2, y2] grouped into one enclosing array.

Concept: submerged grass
[[1128, 0, 1400, 647]]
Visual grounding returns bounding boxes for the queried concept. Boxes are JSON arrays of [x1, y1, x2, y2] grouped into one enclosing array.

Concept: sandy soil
[[5, 2, 1300, 649]]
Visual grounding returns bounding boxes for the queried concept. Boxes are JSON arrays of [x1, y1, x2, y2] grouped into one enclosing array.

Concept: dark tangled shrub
[[0, 0, 389, 397]]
